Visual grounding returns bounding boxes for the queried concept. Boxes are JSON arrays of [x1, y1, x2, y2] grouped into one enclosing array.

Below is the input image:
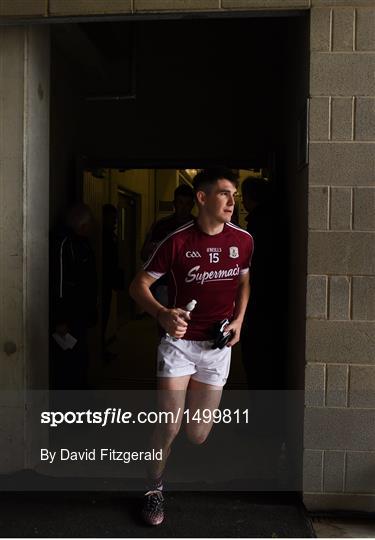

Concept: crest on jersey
[[229, 246, 239, 258]]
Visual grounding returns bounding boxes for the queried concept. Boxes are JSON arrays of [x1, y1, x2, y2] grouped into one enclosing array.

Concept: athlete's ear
[[195, 190, 206, 206]]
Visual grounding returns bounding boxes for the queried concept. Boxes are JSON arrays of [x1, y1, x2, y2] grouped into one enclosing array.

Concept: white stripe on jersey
[[143, 220, 195, 269], [226, 221, 253, 238], [146, 271, 164, 279]]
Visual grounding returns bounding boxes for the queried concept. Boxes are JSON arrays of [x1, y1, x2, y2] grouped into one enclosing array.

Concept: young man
[[129, 168, 254, 525]]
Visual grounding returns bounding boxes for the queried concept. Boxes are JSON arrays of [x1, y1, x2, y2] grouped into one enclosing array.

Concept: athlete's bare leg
[[148, 378, 223, 479], [185, 379, 223, 445], [148, 375, 191, 480], [143, 376, 223, 526]]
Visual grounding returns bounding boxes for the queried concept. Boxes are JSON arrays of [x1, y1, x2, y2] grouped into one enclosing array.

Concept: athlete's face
[[198, 179, 238, 223]]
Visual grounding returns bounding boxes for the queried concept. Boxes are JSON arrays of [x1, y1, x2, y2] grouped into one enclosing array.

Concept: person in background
[[141, 184, 195, 306], [51, 203, 98, 390]]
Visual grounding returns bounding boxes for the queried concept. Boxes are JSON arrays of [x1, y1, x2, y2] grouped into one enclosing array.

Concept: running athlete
[[129, 168, 254, 525]]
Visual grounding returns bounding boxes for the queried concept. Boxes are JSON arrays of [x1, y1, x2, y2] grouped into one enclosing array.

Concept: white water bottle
[[169, 299, 197, 340], [185, 299, 197, 313]]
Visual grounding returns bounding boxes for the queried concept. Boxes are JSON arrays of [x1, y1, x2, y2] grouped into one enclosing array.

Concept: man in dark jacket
[[51, 203, 98, 390]]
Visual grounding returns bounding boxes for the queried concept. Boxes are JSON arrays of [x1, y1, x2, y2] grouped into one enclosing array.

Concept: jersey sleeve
[[240, 233, 254, 275], [143, 235, 174, 279]]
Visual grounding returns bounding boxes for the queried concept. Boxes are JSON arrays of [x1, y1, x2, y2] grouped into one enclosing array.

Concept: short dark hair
[[66, 203, 93, 229], [174, 184, 194, 200], [193, 168, 239, 194]]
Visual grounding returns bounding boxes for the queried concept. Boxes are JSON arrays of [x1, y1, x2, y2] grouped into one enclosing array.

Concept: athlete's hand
[[158, 308, 190, 338], [224, 319, 243, 347]]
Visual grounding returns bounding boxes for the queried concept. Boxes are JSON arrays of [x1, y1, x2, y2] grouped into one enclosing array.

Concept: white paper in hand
[[52, 332, 77, 350]]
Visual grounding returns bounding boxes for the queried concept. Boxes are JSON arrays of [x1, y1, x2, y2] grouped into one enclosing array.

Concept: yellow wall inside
[[108, 168, 187, 263], [110, 168, 155, 268], [155, 169, 179, 221]]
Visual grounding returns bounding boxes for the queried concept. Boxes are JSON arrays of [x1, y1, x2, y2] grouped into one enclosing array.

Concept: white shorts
[[157, 335, 231, 387]]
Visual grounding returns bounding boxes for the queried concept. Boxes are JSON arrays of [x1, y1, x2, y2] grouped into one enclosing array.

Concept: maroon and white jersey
[[144, 220, 254, 340]]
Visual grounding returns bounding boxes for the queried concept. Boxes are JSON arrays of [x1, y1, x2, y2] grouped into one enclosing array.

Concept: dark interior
[[50, 11, 308, 424]]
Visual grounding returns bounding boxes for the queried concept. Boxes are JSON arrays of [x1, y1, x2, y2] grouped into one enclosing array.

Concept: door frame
[[117, 186, 141, 322]]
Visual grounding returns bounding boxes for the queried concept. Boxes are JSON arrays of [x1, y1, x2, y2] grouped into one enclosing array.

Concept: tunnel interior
[[50, 14, 309, 393]]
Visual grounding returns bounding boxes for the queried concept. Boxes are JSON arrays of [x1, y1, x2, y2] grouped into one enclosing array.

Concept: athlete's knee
[[185, 425, 210, 445], [161, 421, 181, 443]]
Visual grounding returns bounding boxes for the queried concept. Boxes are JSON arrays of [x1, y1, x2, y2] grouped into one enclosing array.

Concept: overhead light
[[185, 169, 198, 178]]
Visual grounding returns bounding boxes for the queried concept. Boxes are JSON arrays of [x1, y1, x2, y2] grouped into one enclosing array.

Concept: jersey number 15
[[209, 253, 220, 263]]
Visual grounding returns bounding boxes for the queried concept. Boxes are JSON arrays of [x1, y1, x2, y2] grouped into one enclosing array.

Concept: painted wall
[[110, 168, 155, 269], [154, 169, 179, 221], [0, 26, 50, 471]]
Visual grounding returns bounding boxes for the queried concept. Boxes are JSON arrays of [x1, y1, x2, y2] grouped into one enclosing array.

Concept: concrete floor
[[0, 491, 315, 538], [1, 485, 374, 537], [312, 516, 375, 538]]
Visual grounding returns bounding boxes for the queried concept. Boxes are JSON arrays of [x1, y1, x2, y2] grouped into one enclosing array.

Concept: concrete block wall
[[304, 2, 375, 512], [4, 0, 367, 19], [0, 0, 374, 514], [0, 1, 312, 19], [0, 0, 370, 18]]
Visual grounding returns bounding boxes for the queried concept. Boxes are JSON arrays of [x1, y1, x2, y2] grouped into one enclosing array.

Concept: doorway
[[117, 188, 139, 324], [49, 12, 309, 490]]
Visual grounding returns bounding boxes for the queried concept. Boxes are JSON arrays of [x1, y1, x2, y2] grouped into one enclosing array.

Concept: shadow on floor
[[0, 490, 315, 538]]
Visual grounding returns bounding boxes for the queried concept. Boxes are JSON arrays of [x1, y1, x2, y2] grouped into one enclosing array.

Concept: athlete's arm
[[129, 270, 190, 338], [225, 271, 251, 347]]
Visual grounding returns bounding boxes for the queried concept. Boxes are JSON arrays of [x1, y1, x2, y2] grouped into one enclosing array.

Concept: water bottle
[[168, 299, 197, 340], [185, 299, 197, 313]]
